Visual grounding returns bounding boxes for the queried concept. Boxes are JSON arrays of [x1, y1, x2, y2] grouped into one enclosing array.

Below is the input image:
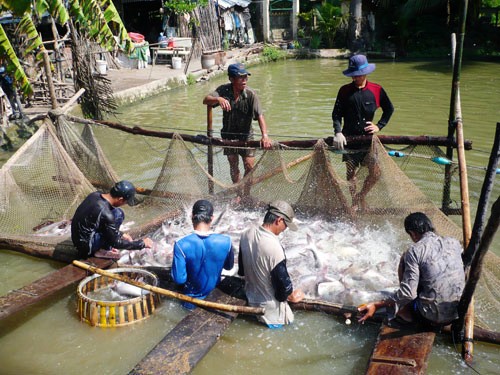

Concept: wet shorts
[[224, 146, 255, 157], [343, 151, 367, 168]]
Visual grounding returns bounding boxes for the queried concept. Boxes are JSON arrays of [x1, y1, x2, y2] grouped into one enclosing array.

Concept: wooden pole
[[207, 105, 214, 193], [456, 196, 500, 342], [50, 18, 64, 82], [463, 122, 500, 266], [456, 100, 475, 364], [41, 50, 59, 110], [443, 0, 469, 212], [67, 116, 472, 149], [72, 260, 264, 316]]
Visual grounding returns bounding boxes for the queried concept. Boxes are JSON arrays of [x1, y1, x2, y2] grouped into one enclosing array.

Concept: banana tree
[[0, 24, 32, 96], [1, 0, 132, 99]]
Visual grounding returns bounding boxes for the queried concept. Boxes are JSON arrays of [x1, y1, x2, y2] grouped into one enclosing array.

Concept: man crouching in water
[[358, 212, 465, 330]]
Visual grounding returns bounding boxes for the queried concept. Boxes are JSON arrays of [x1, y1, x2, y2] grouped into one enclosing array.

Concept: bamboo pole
[[207, 105, 214, 193], [456, 99, 475, 364], [463, 123, 500, 266], [72, 260, 264, 316], [443, 0, 469, 212]]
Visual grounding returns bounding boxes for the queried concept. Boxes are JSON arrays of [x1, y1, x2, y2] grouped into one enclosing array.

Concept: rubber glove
[[333, 132, 347, 150]]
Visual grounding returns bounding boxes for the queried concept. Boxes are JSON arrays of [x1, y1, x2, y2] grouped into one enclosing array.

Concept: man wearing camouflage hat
[[238, 200, 304, 328]]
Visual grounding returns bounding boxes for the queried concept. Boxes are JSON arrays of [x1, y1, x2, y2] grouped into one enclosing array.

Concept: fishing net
[[0, 114, 498, 331]]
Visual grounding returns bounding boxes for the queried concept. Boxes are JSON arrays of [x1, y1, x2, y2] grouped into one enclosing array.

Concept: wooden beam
[[365, 324, 435, 375], [0, 258, 114, 321], [128, 288, 245, 375]]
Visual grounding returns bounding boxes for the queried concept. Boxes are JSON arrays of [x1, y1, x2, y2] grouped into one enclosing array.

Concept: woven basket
[[77, 268, 161, 327]]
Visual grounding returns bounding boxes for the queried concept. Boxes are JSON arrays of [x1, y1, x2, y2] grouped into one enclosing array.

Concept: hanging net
[[0, 114, 498, 332]]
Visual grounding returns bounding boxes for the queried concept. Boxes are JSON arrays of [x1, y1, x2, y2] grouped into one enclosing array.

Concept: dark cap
[[228, 63, 251, 77], [110, 180, 137, 206], [267, 200, 298, 231], [192, 199, 214, 217], [343, 55, 376, 77]]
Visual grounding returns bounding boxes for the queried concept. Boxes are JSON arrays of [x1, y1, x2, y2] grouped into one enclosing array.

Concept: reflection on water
[[1, 59, 499, 374]]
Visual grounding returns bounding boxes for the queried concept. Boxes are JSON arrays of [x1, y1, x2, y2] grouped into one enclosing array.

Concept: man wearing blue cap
[[203, 63, 272, 190], [331, 54, 394, 210], [171, 200, 235, 309], [71, 180, 153, 259]]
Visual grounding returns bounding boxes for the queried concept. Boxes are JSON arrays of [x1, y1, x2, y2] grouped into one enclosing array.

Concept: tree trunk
[[348, 0, 363, 52]]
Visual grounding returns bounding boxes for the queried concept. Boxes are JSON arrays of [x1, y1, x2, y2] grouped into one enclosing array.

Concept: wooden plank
[[366, 323, 436, 375], [0, 258, 114, 321], [129, 287, 246, 375]]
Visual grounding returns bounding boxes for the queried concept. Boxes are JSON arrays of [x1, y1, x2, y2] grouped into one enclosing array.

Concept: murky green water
[[1, 58, 499, 374]]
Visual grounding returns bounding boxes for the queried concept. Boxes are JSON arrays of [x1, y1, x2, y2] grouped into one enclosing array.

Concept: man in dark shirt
[[71, 180, 153, 259], [332, 55, 394, 211], [203, 63, 272, 192]]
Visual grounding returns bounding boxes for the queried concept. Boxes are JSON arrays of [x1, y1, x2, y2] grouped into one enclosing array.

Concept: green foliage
[[34, 0, 70, 24], [70, 0, 118, 52], [0, 0, 32, 16], [186, 73, 196, 85], [298, 0, 345, 48], [0, 24, 32, 96], [310, 34, 322, 49], [162, 0, 208, 15], [101, 0, 133, 53], [261, 44, 287, 62]]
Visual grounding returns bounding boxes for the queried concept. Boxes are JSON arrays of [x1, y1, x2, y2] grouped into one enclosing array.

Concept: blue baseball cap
[[228, 63, 251, 77]]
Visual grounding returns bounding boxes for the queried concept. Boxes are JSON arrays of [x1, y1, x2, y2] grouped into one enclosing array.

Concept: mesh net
[[0, 115, 498, 331]]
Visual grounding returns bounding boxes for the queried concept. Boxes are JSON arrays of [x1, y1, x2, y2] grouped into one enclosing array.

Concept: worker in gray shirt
[[358, 212, 465, 329]]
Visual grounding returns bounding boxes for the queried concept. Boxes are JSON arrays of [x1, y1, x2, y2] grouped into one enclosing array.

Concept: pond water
[[1, 58, 499, 374]]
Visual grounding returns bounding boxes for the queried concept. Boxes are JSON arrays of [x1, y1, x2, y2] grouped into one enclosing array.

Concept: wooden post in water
[[443, 0, 468, 212], [456, 123, 500, 360], [207, 105, 214, 193], [462, 122, 500, 266]]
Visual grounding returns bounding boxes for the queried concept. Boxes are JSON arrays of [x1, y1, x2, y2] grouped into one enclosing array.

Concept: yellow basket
[[77, 268, 161, 327]]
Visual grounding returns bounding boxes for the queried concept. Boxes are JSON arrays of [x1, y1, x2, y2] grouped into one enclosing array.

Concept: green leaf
[[0, 0, 32, 16], [101, 0, 133, 53], [0, 24, 33, 96]]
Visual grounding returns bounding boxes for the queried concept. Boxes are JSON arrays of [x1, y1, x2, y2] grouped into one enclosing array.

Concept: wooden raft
[[365, 323, 436, 374], [128, 288, 246, 375], [0, 257, 114, 321]]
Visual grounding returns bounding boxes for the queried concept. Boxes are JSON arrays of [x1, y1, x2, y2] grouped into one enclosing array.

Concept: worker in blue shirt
[[171, 200, 234, 309]]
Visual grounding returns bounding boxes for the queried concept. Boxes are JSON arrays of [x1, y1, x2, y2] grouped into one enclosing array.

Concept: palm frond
[[0, 24, 32, 96], [16, 15, 45, 55], [0, 0, 32, 16], [100, 0, 133, 53]]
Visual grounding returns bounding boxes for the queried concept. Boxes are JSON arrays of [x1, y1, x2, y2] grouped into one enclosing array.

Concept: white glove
[[333, 132, 347, 150]]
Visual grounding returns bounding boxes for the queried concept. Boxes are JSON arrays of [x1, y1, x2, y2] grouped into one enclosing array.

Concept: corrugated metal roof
[[217, 0, 251, 10]]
